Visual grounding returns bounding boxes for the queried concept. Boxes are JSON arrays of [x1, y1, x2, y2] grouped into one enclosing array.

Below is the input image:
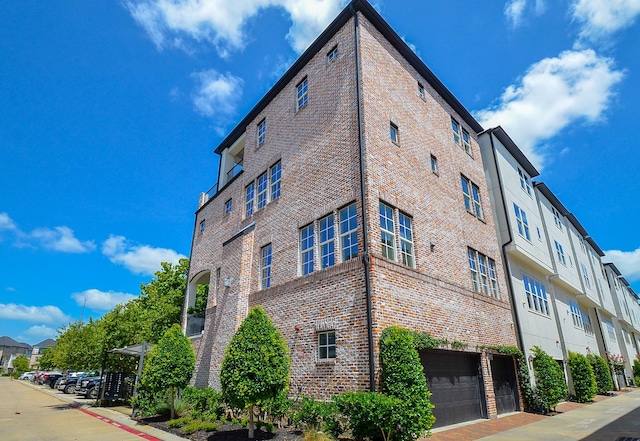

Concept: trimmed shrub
[[167, 417, 192, 428], [587, 354, 613, 394], [334, 391, 403, 441], [633, 356, 640, 379], [182, 386, 224, 420], [531, 346, 567, 412], [290, 396, 327, 431], [567, 351, 596, 403], [379, 326, 435, 440]]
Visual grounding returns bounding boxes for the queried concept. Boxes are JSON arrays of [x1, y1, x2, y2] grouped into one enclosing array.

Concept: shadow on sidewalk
[[579, 406, 640, 441]]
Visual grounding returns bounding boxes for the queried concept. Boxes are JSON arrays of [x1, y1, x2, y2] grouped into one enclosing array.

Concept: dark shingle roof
[[0, 336, 31, 349]]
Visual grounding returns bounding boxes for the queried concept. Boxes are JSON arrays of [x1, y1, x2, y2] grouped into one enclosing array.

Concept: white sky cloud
[[102, 235, 186, 276], [191, 69, 244, 125], [476, 49, 623, 169], [0, 212, 18, 231], [572, 0, 640, 43], [30, 226, 96, 253], [24, 325, 58, 339], [604, 248, 640, 282], [71, 289, 136, 311], [505, 0, 546, 27], [125, 0, 346, 56], [0, 303, 70, 325]]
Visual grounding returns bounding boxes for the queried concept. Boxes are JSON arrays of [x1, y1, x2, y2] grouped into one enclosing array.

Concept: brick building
[[184, 0, 519, 427]]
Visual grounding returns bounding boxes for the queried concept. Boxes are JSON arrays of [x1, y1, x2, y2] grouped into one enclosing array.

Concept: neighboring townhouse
[[479, 127, 639, 393], [29, 338, 56, 367], [185, 0, 519, 428], [0, 336, 31, 373]]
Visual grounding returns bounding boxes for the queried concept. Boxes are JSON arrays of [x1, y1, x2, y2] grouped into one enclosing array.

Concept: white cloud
[[24, 325, 58, 339], [572, 0, 640, 43], [125, 0, 346, 56], [505, 0, 546, 27], [191, 69, 244, 125], [604, 248, 640, 282], [102, 235, 186, 276], [0, 212, 18, 231], [0, 303, 70, 325], [30, 226, 96, 253], [476, 49, 623, 169], [71, 289, 137, 311]]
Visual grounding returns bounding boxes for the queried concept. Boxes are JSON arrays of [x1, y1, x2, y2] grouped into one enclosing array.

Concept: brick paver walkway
[[426, 390, 631, 441]]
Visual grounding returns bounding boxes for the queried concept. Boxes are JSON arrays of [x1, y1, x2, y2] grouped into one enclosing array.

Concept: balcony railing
[[186, 312, 205, 337], [226, 161, 243, 181]]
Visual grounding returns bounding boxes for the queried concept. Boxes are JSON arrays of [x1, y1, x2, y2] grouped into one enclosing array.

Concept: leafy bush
[[131, 387, 171, 417], [635, 376, 640, 387], [290, 396, 328, 431], [567, 351, 596, 403], [167, 417, 192, 428], [334, 391, 403, 441], [379, 326, 435, 440], [531, 346, 567, 412], [182, 386, 224, 420], [303, 429, 333, 441], [260, 389, 292, 426], [182, 420, 219, 434], [587, 354, 613, 394], [633, 356, 640, 379]]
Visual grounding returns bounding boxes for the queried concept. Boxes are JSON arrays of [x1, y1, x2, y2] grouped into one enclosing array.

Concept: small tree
[[220, 307, 290, 438], [379, 326, 435, 440], [587, 354, 613, 394], [142, 324, 196, 418], [13, 355, 30, 375], [531, 346, 567, 412], [567, 351, 596, 403]]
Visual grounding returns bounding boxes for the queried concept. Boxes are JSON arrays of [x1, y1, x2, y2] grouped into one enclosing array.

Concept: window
[[418, 82, 425, 99], [257, 172, 268, 210], [513, 203, 530, 240], [318, 331, 336, 360], [430, 155, 438, 174], [339, 203, 358, 261], [390, 122, 399, 144], [580, 263, 591, 288], [451, 118, 461, 145], [606, 321, 616, 341], [569, 301, 584, 328], [257, 119, 266, 146], [296, 77, 308, 110], [398, 213, 415, 268], [553, 207, 563, 230], [582, 312, 594, 335], [536, 227, 541, 240], [199, 220, 206, 233], [468, 248, 499, 298], [518, 168, 532, 195], [523, 274, 550, 315], [225, 199, 232, 214], [327, 46, 338, 62], [260, 244, 272, 289], [319, 214, 335, 269], [300, 224, 315, 275], [379, 202, 396, 260], [270, 161, 282, 201], [461, 128, 471, 155], [555, 240, 566, 265], [461, 176, 483, 219], [578, 236, 586, 253], [623, 328, 631, 344], [245, 182, 255, 217]]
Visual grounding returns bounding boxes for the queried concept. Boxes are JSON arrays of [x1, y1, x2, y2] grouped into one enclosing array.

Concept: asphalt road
[[0, 376, 165, 441]]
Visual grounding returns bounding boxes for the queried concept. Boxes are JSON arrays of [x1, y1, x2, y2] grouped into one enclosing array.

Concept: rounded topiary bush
[[568, 351, 596, 403], [531, 346, 567, 412], [587, 354, 613, 394]]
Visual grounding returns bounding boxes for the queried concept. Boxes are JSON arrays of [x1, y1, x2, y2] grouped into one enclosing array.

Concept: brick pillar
[[481, 351, 498, 419]]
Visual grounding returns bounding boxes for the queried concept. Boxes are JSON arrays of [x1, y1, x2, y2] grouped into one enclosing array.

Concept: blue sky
[[2, 0, 639, 344]]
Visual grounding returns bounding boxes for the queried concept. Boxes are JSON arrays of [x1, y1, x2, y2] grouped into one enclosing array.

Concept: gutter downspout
[[352, 5, 376, 392], [488, 132, 526, 355]]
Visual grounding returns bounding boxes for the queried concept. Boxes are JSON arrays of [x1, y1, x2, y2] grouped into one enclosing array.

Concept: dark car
[[43, 373, 64, 388], [56, 376, 81, 394], [75, 376, 103, 399]]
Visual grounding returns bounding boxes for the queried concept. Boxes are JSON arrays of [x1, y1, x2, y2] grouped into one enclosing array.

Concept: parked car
[[44, 373, 64, 388], [18, 371, 35, 381], [75, 376, 103, 399], [56, 372, 91, 394]]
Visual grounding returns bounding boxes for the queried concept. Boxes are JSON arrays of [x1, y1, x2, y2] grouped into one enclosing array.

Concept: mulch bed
[[138, 416, 305, 441]]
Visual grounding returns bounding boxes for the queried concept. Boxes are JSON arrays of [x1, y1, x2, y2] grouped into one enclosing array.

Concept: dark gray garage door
[[491, 355, 519, 414], [420, 350, 486, 428]]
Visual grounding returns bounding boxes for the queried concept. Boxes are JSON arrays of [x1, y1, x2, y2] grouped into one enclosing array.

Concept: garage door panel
[[420, 350, 486, 428], [491, 355, 519, 415]]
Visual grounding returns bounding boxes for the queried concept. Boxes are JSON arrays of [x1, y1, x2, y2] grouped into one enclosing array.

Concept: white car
[[18, 371, 35, 381]]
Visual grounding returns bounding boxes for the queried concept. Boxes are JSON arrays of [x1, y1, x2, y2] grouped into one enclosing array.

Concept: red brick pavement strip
[[425, 391, 632, 441]]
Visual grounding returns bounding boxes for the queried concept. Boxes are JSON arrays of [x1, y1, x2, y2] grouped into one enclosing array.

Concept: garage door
[[491, 355, 519, 414], [420, 350, 486, 428]]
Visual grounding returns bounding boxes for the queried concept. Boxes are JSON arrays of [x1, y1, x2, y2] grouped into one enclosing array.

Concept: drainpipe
[[351, 4, 376, 392]]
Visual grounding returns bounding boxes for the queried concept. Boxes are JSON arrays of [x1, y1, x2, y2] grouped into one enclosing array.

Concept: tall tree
[[141, 324, 195, 419], [221, 307, 290, 438], [12, 354, 30, 373]]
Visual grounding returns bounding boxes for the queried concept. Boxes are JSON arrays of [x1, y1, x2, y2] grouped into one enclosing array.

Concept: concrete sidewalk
[[1, 377, 186, 441], [429, 389, 640, 441]]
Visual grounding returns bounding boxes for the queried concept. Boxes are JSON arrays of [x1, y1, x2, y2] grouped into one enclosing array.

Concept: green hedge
[[568, 351, 596, 403], [532, 346, 567, 412], [587, 354, 613, 394]]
